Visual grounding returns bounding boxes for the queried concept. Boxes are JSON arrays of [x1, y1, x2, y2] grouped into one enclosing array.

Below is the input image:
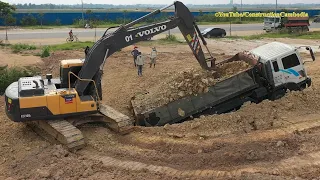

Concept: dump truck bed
[[131, 67, 260, 126]]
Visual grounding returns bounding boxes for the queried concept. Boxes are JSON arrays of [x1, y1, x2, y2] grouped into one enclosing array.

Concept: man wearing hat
[[131, 45, 139, 67], [136, 51, 144, 76], [149, 47, 157, 68]]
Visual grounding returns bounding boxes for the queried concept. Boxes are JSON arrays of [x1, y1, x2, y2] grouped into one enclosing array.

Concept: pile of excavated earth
[[132, 61, 252, 114], [2, 39, 320, 179]]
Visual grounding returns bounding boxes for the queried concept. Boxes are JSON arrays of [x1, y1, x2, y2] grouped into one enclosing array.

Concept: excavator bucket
[[218, 51, 260, 66]]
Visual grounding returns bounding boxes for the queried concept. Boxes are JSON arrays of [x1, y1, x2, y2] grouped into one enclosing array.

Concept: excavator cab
[[59, 59, 85, 88]]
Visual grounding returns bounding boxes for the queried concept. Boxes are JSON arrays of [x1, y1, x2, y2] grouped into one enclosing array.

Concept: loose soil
[[132, 61, 252, 114], [0, 47, 43, 67], [1, 39, 320, 179]]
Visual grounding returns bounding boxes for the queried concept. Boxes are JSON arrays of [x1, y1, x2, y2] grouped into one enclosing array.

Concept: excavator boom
[[75, 1, 214, 97]]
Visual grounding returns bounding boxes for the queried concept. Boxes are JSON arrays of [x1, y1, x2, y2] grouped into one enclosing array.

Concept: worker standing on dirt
[[131, 46, 139, 67], [136, 52, 144, 76], [149, 47, 157, 68]]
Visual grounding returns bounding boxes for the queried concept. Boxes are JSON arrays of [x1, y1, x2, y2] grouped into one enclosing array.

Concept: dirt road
[[1, 38, 320, 179]]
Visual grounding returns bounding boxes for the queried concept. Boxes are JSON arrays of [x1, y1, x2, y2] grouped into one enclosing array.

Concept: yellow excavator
[[4, 1, 216, 150]]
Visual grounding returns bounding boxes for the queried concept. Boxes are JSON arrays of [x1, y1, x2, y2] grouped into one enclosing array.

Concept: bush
[[41, 46, 50, 57], [160, 34, 178, 42], [55, 18, 61, 26], [20, 14, 37, 26], [11, 43, 36, 53], [0, 66, 40, 95]]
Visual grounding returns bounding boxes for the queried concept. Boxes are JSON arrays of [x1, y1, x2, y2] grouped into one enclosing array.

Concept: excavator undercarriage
[[25, 104, 133, 150]]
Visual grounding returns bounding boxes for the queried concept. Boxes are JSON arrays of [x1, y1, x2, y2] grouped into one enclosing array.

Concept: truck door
[[279, 53, 305, 85], [271, 59, 285, 87]]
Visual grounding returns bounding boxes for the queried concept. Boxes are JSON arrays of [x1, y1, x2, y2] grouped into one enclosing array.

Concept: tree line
[[11, 3, 320, 9], [0, 1, 298, 28]]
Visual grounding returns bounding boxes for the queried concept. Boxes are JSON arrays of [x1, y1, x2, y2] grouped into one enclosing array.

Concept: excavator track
[[26, 119, 85, 151], [98, 104, 134, 134], [25, 104, 133, 150]]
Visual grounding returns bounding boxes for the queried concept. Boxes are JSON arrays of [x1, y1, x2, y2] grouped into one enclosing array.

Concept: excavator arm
[[75, 1, 215, 98]]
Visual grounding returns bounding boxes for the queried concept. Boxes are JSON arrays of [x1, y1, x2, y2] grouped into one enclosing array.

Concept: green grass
[[11, 43, 37, 53], [18, 20, 262, 29], [40, 46, 50, 57], [48, 41, 95, 51], [227, 31, 320, 40]]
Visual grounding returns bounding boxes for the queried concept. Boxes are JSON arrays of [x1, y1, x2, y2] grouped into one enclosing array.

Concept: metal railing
[[68, 71, 101, 105]]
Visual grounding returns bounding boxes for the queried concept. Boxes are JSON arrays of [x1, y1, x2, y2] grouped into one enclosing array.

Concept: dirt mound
[[41, 50, 84, 76], [154, 86, 320, 137], [132, 61, 252, 113], [0, 48, 43, 67]]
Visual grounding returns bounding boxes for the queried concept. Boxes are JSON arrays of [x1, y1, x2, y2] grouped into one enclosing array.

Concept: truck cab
[[263, 16, 281, 32], [250, 42, 312, 95]]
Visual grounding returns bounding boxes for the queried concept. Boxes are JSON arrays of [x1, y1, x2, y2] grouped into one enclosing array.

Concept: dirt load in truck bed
[[132, 61, 252, 114]]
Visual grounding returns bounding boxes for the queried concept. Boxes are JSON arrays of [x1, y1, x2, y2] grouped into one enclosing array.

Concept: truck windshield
[[282, 54, 300, 69], [264, 17, 280, 22]]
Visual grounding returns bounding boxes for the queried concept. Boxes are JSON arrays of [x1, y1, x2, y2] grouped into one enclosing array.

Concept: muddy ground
[[1, 38, 320, 180]]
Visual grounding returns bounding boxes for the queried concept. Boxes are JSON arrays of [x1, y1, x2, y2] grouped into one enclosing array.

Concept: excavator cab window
[[60, 65, 82, 88]]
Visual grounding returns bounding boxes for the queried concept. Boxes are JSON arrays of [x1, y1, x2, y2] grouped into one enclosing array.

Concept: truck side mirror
[[309, 48, 315, 61], [299, 46, 316, 64]]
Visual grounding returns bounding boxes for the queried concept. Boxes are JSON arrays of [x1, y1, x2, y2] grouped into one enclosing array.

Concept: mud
[[1, 40, 320, 179]]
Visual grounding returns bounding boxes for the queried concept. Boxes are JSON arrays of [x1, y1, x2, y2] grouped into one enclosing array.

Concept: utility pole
[[274, 0, 277, 29], [5, 14, 9, 44], [240, 0, 242, 22], [229, 21, 232, 36], [81, 0, 84, 26]]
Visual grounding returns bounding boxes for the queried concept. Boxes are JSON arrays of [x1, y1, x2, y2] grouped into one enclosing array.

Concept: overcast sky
[[3, 0, 320, 5]]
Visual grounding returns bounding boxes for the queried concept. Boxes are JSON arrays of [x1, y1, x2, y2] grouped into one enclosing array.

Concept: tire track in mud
[[87, 153, 261, 178], [270, 151, 320, 176], [81, 118, 320, 178], [85, 150, 320, 178], [129, 118, 320, 147]]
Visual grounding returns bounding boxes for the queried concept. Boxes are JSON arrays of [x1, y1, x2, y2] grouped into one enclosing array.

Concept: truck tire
[[302, 26, 309, 32], [299, 83, 307, 90], [269, 88, 286, 101]]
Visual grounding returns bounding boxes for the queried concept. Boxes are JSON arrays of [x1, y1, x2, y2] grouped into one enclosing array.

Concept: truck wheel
[[206, 34, 211, 38], [270, 88, 286, 101], [298, 83, 307, 90]]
